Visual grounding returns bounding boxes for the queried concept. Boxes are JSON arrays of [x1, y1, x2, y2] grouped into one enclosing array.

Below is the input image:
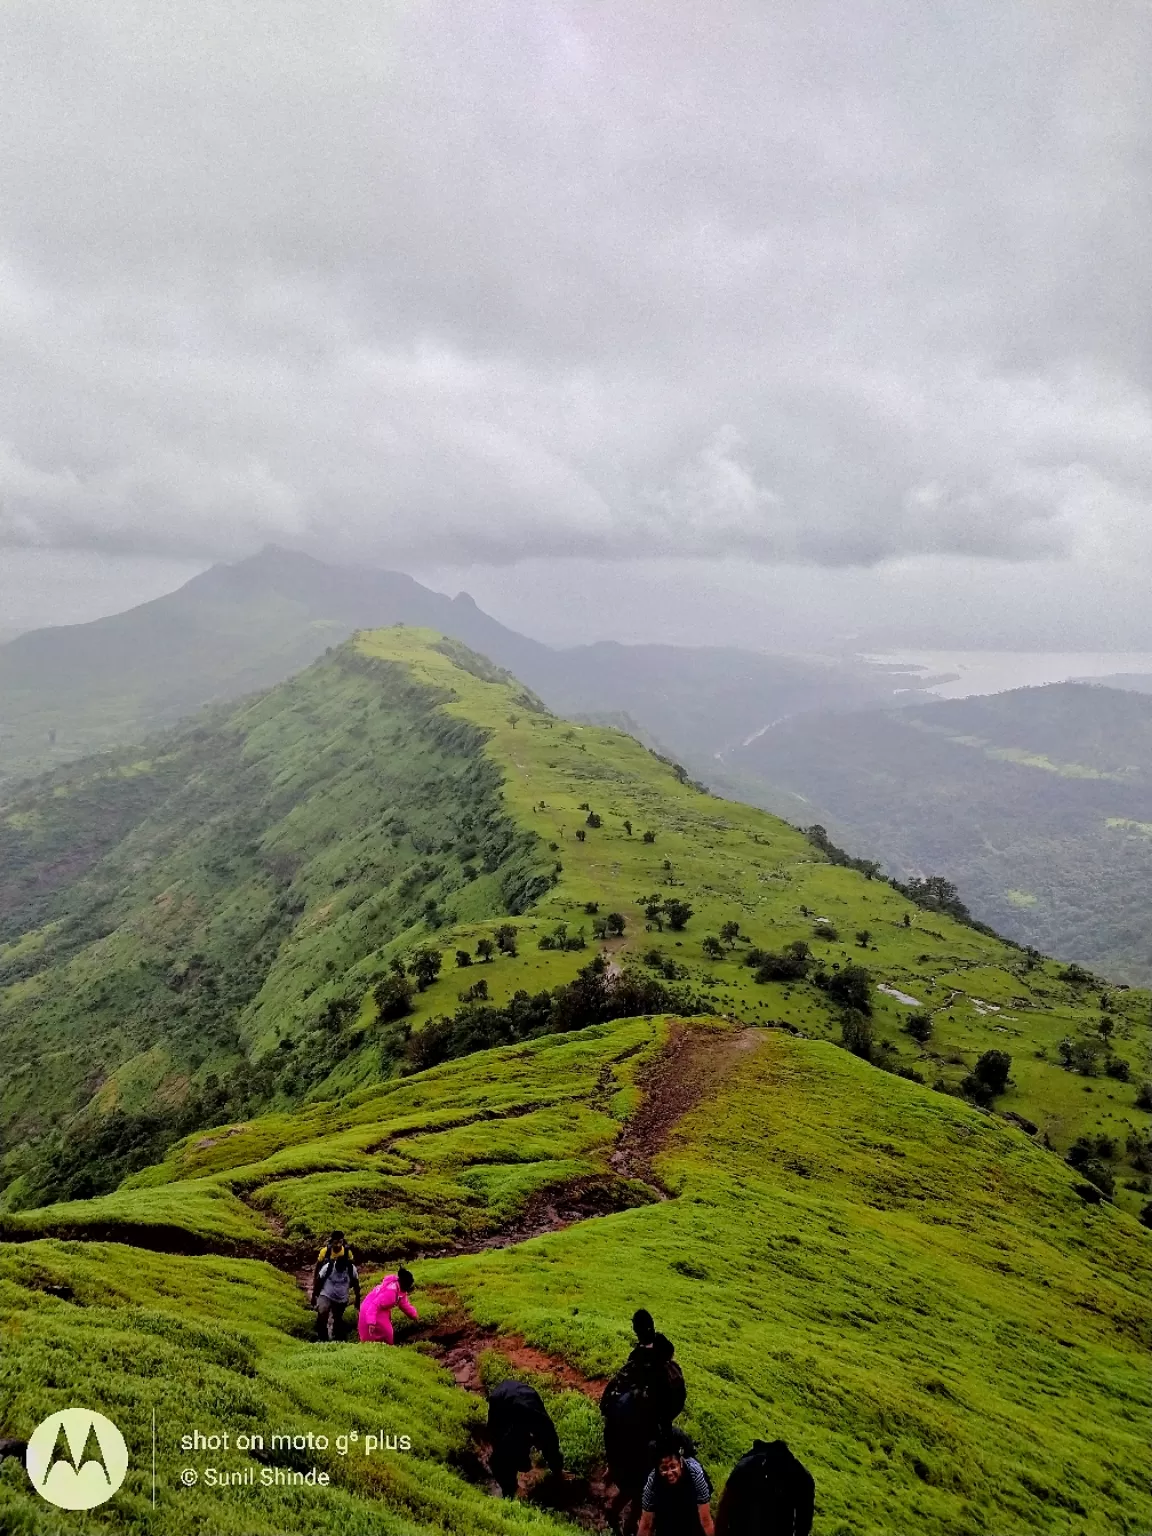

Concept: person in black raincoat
[[485, 1379, 564, 1498]]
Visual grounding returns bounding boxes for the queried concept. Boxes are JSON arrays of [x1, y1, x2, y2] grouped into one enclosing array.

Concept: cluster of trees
[[406, 954, 710, 1073], [959, 1049, 1012, 1107], [701, 921, 743, 958], [640, 895, 693, 930], [803, 824, 881, 879], [1056, 1034, 1131, 1081], [539, 923, 588, 952]]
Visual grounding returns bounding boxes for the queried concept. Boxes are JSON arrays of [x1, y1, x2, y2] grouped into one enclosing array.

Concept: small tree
[[974, 1049, 1012, 1095], [623, 819, 633, 836], [507, 713, 520, 729], [460, 977, 489, 1003], [642, 830, 656, 844], [1140, 1201, 1152, 1231], [820, 963, 872, 1014], [408, 947, 443, 992], [575, 828, 587, 842], [663, 898, 694, 931], [841, 1010, 874, 1061], [902, 912, 911, 928], [1136, 1081, 1152, 1111], [720, 920, 741, 947], [476, 937, 495, 963], [373, 973, 414, 1022], [642, 894, 664, 930], [586, 811, 602, 829], [455, 949, 472, 968], [906, 1011, 933, 1043], [855, 929, 872, 948], [495, 923, 518, 956], [1098, 1015, 1114, 1042], [604, 912, 626, 937], [702, 935, 724, 960]]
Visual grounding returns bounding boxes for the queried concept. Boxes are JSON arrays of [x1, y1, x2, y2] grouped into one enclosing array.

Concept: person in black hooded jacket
[[714, 1440, 815, 1536], [601, 1311, 690, 1533], [485, 1379, 564, 1498]]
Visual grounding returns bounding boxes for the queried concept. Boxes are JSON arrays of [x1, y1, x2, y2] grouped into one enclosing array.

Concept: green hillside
[[2, 629, 1152, 1533], [727, 682, 1152, 984], [2, 1020, 1150, 1535], [3, 630, 1150, 1214]]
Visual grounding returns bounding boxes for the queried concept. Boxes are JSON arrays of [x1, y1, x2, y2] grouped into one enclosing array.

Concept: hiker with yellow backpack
[[310, 1232, 361, 1342]]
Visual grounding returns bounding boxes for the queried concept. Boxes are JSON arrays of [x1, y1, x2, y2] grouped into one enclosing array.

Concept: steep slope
[[728, 682, 1152, 983], [2, 1020, 1149, 1536], [0, 546, 924, 786], [3, 631, 1150, 1220]]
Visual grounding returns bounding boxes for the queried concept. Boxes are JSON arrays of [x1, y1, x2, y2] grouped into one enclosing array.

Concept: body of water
[[861, 650, 1152, 701]]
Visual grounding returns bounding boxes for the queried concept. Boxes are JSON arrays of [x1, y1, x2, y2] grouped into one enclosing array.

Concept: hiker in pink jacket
[[358, 1266, 418, 1344]]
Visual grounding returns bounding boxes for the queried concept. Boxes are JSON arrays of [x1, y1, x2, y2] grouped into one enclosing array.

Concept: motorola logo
[[25, 1409, 129, 1510]]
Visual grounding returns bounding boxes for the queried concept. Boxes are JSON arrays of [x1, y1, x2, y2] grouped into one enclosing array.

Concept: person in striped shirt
[[637, 1436, 714, 1535]]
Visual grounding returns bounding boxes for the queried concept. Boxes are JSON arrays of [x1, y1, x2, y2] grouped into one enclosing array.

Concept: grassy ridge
[[2, 1022, 1149, 1535], [3, 627, 1151, 1212], [2, 630, 1152, 1535]]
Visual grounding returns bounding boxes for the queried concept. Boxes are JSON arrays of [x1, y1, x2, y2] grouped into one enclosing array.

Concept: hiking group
[[308, 1237, 813, 1533], [482, 1308, 815, 1536], [309, 1233, 418, 1345]]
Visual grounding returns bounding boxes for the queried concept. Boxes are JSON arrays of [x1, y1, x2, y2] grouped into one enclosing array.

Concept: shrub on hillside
[[495, 924, 518, 956], [408, 947, 443, 991], [455, 949, 472, 968], [720, 920, 741, 946], [373, 973, 414, 1022], [816, 962, 872, 1014], [702, 936, 724, 960], [840, 1009, 874, 1061], [1140, 1201, 1152, 1230], [1105, 1056, 1131, 1081], [906, 1011, 933, 1043], [754, 943, 812, 983], [475, 937, 495, 962], [662, 898, 694, 931], [1136, 1081, 1152, 1111], [642, 829, 656, 843], [974, 1049, 1012, 1095], [1074, 1159, 1115, 1198]]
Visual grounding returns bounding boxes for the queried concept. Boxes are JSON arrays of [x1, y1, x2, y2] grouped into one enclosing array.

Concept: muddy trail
[[386, 1022, 761, 1531]]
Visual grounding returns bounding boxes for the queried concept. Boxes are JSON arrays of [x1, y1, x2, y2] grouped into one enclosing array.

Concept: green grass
[[2, 1021, 1150, 1535], [431, 1027, 1152, 1535]]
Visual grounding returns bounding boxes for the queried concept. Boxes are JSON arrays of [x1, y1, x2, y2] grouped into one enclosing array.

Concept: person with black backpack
[[637, 1434, 715, 1535], [714, 1440, 815, 1536], [601, 1311, 690, 1533], [485, 1379, 565, 1498]]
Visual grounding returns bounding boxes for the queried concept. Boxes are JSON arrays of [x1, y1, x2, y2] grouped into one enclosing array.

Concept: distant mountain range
[[7, 548, 1152, 980], [728, 682, 1152, 982], [0, 545, 922, 785]]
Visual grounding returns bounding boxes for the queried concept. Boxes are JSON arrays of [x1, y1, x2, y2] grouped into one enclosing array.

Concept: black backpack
[[716, 1440, 815, 1536]]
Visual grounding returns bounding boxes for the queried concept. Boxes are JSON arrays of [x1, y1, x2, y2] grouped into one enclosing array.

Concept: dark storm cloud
[[0, 0, 1149, 570]]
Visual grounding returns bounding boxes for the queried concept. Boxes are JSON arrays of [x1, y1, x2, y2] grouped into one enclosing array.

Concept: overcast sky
[[1, 1, 1150, 646]]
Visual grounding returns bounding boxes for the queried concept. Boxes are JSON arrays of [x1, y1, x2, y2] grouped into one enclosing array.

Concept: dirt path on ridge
[[386, 1021, 765, 1531]]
